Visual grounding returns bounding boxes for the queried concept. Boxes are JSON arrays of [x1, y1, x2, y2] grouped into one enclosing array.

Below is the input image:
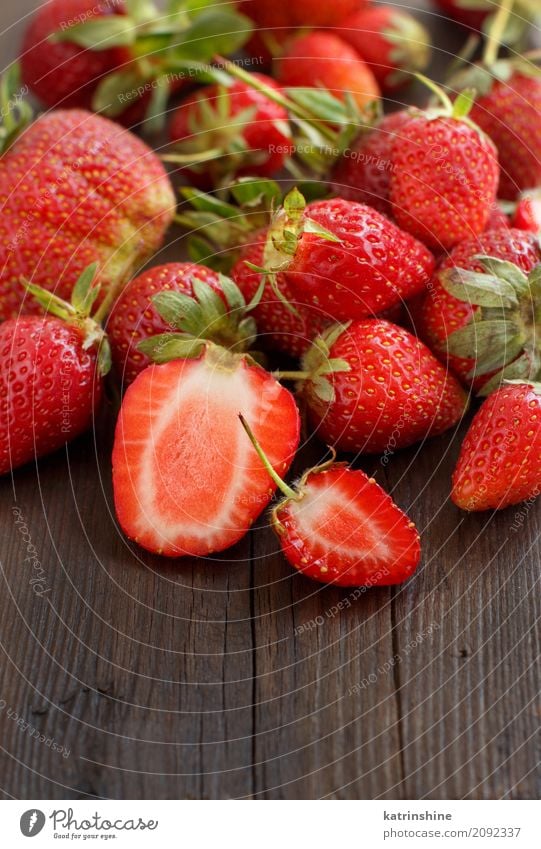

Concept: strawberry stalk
[[239, 414, 299, 502], [484, 0, 515, 66]]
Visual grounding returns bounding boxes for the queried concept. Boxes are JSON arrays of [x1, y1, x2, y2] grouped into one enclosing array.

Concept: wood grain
[[0, 1, 539, 800]]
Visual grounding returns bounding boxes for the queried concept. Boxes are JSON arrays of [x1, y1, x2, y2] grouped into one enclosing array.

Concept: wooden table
[[0, 1, 539, 800]]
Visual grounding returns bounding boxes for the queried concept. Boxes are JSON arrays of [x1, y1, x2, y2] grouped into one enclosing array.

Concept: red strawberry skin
[[338, 6, 431, 93], [285, 199, 435, 322], [468, 74, 541, 201], [452, 383, 541, 511], [239, 0, 366, 30], [389, 115, 499, 250], [231, 234, 329, 357], [304, 319, 468, 454], [512, 195, 541, 234], [0, 316, 102, 474], [108, 263, 226, 386], [275, 465, 421, 587], [112, 351, 300, 557], [0, 109, 175, 321], [20, 0, 129, 111], [410, 229, 541, 385], [330, 110, 413, 216], [277, 31, 380, 110], [169, 75, 293, 185]]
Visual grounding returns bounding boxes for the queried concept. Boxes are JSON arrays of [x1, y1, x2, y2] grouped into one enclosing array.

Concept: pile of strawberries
[[1, 0, 541, 588]]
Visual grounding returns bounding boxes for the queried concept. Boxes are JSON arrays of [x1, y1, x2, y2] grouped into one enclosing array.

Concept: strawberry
[[389, 85, 499, 251], [0, 93, 175, 322], [231, 233, 328, 357], [452, 381, 541, 511], [512, 191, 541, 234], [465, 72, 541, 201], [112, 345, 300, 557], [338, 5, 432, 93], [484, 204, 510, 231], [239, 0, 367, 31], [20, 0, 251, 127], [276, 31, 380, 111], [0, 265, 110, 475], [107, 262, 259, 386], [330, 109, 415, 216], [287, 320, 468, 455], [410, 229, 541, 388], [250, 189, 435, 324], [167, 75, 293, 188], [240, 416, 421, 587]]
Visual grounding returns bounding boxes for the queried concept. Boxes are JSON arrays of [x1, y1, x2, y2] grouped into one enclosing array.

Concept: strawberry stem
[[238, 414, 299, 501], [484, 0, 515, 67], [272, 370, 309, 381]]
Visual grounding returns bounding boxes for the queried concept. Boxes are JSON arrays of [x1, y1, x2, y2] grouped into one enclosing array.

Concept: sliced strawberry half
[[240, 417, 421, 587], [112, 346, 300, 557], [275, 466, 421, 587]]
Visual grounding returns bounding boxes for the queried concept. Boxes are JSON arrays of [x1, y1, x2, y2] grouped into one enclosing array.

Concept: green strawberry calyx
[[50, 1, 253, 131], [275, 323, 352, 402], [243, 187, 341, 317], [441, 255, 541, 396], [174, 178, 330, 274], [23, 263, 112, 376], [138, 271, 263, 363]]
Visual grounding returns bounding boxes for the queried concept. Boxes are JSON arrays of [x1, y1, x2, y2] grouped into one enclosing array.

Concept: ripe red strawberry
[[108, 262, 259, 386], [452, 69, 541, 201], [330, 109, 414, 216], [252, 190, 435, 324], [0, 265, 110, 475], [0, 106, 175, 322], [277, 31, 380, 111], [112, 346, 300, 557], [20, 0, 250, 125], [410, 229, 541, 386], [231, 233, 328, 357], [239, 0, 367, 30], [167, 76, 293, 187], [452, 381, 541, 511], [240, 416, 421, 586], [484, 204, 510, 231], [432, 0, 491, 29], [293, 320, 468, 454], [338, 5, 432, 93], [512, 192, 541, 233], [21, 0, 128, 112], [389, 88, 499, 250]]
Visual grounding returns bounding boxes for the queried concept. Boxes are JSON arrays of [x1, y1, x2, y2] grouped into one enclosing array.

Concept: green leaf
[[169, 10, 252, 61], [452, 88, 475, 119], [152, 291, 201, 330], [285, 87, 355, 124], [143, 77, 171, 134], [217, 273, 246, 315], [312, 376, 335, 403], [138, 333, 206, 362], [440, 268, 519, 308], [468, 335, 525, 377], [92, 69, 145, 117], [180, 187, 240, 219], [192, 277, 227, 325], [476, 352, 536, 397], [303, 218, 342, 243], [98, 338, 112, 377], [51, 17, 137, 50], [71, 262, 100, 314], [230, 178, 281, 208], [447, 319, 519, 359], [476, 256, 529, 294], [22, 280, 74, 320]]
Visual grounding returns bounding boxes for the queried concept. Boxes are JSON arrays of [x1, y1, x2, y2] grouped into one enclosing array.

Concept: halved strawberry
[[112, 345, 300, 557], [240, 417, 421, 587]]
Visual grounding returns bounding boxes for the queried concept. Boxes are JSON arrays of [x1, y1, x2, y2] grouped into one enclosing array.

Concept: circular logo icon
[[20, 810, 46, 837]]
